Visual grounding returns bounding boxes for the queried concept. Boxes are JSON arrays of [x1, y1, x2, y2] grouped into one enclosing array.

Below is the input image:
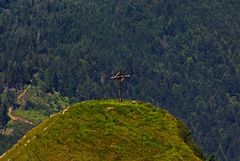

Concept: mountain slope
[[1, 1, 240, 160], [0, 100, 203, 161], [0, 83, 69, 155]]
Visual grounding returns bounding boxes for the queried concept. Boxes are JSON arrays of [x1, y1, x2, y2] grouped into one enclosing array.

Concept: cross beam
[[111, 71, 130, 102]]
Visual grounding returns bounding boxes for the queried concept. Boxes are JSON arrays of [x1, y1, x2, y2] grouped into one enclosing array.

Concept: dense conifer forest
[[1, 0, 240, 160]]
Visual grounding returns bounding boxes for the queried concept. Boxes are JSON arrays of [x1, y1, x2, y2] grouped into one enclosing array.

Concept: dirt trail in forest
[[8, 87, 33, 125], [8, 107, 33, 125], [17, 88, 27, 100]]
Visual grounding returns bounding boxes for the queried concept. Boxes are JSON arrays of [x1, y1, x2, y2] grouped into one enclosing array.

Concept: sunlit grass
[[1, 100, 203, 161], [13, 109, 48, 124]]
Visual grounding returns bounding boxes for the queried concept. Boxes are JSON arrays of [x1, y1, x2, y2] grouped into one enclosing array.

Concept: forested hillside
[[1, 0, 240, 160]]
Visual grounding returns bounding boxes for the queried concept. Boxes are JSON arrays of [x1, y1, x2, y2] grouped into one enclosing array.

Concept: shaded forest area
[[1, 0, 240, 160]]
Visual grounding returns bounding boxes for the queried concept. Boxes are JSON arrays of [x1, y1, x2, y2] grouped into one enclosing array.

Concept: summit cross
[[110, 71, 131, 102]]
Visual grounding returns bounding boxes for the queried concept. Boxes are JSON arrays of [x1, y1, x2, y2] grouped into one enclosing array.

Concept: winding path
[[8, 87, 33, 125], [8, 107, 33, 125], [17, 88, 27, 100]]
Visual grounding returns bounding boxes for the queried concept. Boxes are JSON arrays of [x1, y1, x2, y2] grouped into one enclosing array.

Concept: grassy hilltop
[[1, 1, 240, 160], [0, 100, 203, 161]]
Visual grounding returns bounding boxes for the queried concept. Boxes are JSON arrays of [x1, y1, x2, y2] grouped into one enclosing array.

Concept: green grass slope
[[0, 100, 203, 161]]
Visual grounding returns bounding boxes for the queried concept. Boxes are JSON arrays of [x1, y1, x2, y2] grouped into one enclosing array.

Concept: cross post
[[111, 71, 130, 102]]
